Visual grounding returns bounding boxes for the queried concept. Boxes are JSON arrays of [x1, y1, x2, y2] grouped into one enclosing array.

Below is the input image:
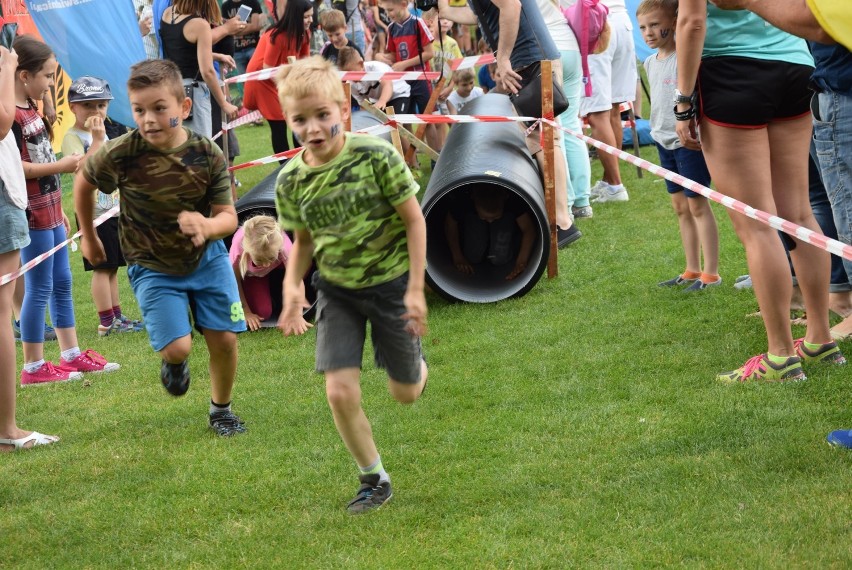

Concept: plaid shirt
[[13, 104, 63, 231]]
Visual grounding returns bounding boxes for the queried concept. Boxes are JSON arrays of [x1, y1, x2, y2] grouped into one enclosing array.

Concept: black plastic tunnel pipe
[[421, 93, 550, 303]]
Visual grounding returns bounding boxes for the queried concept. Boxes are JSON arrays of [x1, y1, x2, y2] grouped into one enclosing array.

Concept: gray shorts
[[0, 192, 30, 254], [314, 273, 423, 384]]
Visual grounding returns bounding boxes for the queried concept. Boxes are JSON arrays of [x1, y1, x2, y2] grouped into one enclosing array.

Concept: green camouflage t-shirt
[[276, 133, 419, 289], [83, 128, 232, 275]]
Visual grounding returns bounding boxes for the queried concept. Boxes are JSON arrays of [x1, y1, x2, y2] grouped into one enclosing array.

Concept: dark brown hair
[[127, 59, 185, 104]]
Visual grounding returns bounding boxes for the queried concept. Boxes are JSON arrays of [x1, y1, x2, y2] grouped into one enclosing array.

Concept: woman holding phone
[[160, 0, 241, 137]]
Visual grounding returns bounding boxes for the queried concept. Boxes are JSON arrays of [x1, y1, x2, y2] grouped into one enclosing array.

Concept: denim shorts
[[0, 192, 30, 254], [128, 240, 246, 351], [313, 272, 423, 384], [655, 143, 712, 198]]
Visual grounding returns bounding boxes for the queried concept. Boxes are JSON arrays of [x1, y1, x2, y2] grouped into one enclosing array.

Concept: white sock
[[61, 347, 81, 362], [23, 359, 45, 373]]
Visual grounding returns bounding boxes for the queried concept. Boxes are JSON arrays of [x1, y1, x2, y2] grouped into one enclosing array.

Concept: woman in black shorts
[[675, 2, 841, 383]]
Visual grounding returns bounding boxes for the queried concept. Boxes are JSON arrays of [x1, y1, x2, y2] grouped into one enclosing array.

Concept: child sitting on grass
[[637, 0, 721, 292], [62, 76, 142, 336], [76, 59, 248, 437], [444, 187, 535, 281], [276, 56, 428, 514]]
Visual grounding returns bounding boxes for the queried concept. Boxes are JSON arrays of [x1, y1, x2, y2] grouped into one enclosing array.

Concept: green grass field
[[3, 121, 852, 568]]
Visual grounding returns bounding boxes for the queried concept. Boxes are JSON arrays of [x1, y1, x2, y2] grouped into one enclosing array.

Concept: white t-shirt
[[448, 86, 484, 113], [351, 61, 411, 104], [0, 130, 26, 210], [601, 0, 627, 15], [536, 0, 579, 52]]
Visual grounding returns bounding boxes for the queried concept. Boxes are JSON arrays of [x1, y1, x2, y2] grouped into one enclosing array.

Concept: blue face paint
[[660, 28, 670, 38], [169, 117, 179, 127], [331, 123, 340, 137]]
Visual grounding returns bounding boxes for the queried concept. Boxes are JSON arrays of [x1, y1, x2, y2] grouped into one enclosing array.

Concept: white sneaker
[[589, 180, 608, 199], [591, 182, 629, 203]]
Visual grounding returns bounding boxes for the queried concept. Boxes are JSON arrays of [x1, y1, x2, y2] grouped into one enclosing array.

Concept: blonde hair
[[636, 0, 678, 19], [320, 9, 346, 31], [239, 216, 284, 277], [277, 56, 345, 110]]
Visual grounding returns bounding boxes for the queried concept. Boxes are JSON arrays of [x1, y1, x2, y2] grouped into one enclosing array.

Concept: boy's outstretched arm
[[507, 212, 534, 281], [279, 228, 314, 336], [396, 195, 428, 337], [178, 204, 238, 247], [74, 173, 107, 267]]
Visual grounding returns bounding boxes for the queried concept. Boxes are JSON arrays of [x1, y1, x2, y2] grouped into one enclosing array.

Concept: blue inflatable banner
[[25, 0, 145, 127]]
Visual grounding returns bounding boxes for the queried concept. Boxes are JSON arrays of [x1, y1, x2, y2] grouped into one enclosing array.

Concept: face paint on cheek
[[660, 28, 670, 38], [169, 117, 179, 127], [331, 123, 340, 137]]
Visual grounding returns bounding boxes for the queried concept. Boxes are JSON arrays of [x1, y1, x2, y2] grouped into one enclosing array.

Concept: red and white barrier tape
[[447, 53, 496, 72], [226, 65, 441, 85], [386, 113, 536, 124], [227, 123, 396, 172], [544, 118, 852, 262], [0, 206, 120, 286], [212, 110, 264, 141]]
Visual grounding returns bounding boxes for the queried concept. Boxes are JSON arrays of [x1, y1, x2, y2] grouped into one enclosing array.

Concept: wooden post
[[540, 60, 558, 278], [403, 76, 447, 165], [628, 102, 643, 178], [360, 100, 439, 160], [385, 106, 405, 156], [343, 82, 352, 132]]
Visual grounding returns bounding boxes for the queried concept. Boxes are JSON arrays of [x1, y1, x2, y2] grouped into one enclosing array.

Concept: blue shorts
[[0, 192, 30, 254], [655, 144, 712, 198], [128, 240, 246, 351]]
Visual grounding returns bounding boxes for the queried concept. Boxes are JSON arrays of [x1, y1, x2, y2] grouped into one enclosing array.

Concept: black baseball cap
[[68, 76, 114, 103]]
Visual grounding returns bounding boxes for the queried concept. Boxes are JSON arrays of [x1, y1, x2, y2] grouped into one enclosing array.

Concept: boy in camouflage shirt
[[276, 57, 428, 514], [74, 60, 248, 437]]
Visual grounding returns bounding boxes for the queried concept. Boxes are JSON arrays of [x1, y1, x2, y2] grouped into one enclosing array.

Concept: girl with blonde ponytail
[[228, 215, 294, 330]]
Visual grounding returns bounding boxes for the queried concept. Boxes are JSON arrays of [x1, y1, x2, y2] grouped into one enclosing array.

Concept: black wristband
[[674, 104, 695, 121]]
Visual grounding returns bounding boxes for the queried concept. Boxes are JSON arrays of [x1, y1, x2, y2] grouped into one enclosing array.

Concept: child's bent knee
[[160, 335, 192, 363]]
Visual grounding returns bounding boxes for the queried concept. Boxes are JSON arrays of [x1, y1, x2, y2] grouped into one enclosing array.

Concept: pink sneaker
[[21, 361, 83, 386], [58, 349, 121, 374]]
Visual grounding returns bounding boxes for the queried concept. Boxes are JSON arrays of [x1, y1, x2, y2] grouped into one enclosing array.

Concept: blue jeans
[[20, 225, 75, 342], [346, 27, 366, 55], [813, 90, 852, 285], [808, 140, 850, 291]]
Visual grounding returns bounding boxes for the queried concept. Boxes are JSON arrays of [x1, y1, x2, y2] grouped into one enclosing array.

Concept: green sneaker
[[717, 354, 806, 384], [794, 338, 847, 365]]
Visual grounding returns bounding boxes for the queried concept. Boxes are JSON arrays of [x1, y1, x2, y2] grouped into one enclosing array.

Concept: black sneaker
[[208, 410, 247, 436], [557, 225, 582, 249], [160, 360, 190, 397], [347, 474, 393, 514]]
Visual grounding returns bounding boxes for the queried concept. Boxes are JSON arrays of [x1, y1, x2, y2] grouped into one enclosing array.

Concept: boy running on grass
[[74, 59, 248, 437], [276, 56, 428, 514]]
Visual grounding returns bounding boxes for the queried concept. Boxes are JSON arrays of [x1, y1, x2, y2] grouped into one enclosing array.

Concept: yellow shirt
[[807, 0, 852, 51]]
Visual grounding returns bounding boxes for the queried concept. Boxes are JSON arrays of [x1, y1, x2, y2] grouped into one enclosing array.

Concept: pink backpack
[[561, 0, 610, 97]]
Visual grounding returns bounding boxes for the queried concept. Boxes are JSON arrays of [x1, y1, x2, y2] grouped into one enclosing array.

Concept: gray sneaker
[[571, 205, 593, 218], [734, 275, 753, 290], [684, 277, 722, 292], [589, 180, 608, 199], [591, 183, 629, 203], [347, 474, 393, 514]]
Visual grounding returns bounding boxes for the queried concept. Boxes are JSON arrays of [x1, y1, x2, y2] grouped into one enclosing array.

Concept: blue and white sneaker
[[827, 429, 852, 448]]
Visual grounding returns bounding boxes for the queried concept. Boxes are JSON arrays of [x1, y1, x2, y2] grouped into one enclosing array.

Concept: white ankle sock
[[61, 347, 81, 362], [23, 359, 46, 373]]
